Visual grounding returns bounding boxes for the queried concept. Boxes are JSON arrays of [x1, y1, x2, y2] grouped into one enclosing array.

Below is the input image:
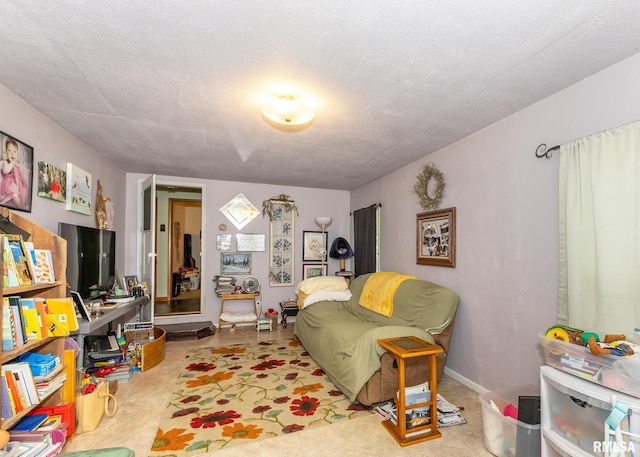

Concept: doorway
[[154, 184, 203, 317]]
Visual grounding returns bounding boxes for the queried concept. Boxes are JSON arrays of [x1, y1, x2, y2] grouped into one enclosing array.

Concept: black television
[[58, 222, 116, 300]]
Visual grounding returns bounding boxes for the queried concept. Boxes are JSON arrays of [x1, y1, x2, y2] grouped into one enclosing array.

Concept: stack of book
[[34, 366, 68, 400], [88, 363, 132, 383], [6, 414, 66, 457], [374, 389, 467, 430]]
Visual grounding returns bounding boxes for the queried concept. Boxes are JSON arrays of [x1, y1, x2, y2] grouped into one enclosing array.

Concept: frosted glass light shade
[[262, 95, 314, 126], [314, 216, 333, 230]]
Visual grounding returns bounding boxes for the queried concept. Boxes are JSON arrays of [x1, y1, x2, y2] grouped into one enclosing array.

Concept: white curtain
[[558, 120, 640, 335]]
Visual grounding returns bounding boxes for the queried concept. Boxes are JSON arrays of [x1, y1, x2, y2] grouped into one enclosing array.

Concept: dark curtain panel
[[353, 204, 377, 276]]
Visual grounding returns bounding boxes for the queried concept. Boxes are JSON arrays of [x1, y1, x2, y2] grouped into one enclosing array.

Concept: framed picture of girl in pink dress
[[0, 131, 34, 213]]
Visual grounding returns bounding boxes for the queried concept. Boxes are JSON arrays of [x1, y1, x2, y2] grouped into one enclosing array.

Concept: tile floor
[[62, 324, 494, 456]]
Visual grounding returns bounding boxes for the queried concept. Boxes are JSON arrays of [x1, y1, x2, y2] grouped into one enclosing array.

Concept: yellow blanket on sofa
[[358, 272, 417, 317]]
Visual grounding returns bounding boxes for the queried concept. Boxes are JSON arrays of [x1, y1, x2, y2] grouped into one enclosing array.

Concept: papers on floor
[[374, 383, 467, 428]]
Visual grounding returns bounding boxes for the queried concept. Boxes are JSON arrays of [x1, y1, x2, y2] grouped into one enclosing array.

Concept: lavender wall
[[0, 83, 128, 276], [351, 52, 640, 391]]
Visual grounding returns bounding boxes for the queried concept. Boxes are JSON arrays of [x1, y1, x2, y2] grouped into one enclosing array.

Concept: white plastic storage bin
[[541, 365, 640, 457], [539, 333, 640, 398], [480, 384, 541, 457]]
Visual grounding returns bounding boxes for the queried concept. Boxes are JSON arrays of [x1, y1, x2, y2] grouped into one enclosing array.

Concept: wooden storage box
[[126, 327, 166, 372], [141, 327, 166, 371]]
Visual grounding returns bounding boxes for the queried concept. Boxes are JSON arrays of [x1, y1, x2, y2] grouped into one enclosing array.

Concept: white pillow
[[302, 289, 352, 308], [296, 276, 348, 294]]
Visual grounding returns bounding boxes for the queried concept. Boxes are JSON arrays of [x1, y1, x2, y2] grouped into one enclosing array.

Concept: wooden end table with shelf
[[218, 293, 260, 329], [377, 335, 444, 446]]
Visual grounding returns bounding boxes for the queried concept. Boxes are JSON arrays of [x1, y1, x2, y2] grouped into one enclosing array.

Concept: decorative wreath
[[413, 163, 445, 210], [261, 194, 299, 221]]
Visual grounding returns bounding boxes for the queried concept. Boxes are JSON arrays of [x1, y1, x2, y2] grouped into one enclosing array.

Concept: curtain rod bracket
[[536, 143, 560, 159]]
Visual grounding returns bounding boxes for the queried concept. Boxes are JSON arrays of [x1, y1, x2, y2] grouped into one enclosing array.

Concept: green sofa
[[293, 273, 459, 405]]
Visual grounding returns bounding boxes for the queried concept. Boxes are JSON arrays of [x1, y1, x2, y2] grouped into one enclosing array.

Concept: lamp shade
[[329, 237, 354, 259], [314, 216, 333, 230]]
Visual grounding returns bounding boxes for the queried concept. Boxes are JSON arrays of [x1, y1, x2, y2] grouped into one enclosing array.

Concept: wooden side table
[[377, 335, 444, 446], [218, 293, 259, 329]]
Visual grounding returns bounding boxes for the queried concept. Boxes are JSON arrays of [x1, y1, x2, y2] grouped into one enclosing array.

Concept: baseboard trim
[[443, 367, 489, 395]]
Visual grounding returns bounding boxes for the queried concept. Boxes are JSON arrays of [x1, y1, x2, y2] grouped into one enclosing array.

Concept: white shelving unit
[[540, 365, 640, 457]]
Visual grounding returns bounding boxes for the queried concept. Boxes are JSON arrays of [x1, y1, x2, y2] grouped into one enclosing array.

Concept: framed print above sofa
[[417, 207, 456, 268]]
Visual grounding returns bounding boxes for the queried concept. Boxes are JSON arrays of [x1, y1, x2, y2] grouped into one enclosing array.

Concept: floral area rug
[[149, 338, 371, 456]]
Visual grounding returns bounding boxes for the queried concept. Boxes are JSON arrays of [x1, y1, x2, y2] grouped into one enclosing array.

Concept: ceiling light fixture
[[261, 94, 314, 126]]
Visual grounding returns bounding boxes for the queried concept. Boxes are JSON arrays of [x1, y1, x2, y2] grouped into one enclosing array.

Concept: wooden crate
[[141, 327, 166, 371]]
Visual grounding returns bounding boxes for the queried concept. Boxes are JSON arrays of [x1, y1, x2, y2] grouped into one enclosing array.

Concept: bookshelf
[[1, 209, 69, 430]]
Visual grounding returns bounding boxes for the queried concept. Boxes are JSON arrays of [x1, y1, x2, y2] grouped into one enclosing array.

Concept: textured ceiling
[[0, 2, 639, 190]]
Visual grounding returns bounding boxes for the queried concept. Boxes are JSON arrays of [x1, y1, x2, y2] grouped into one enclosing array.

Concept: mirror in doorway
[[154, 184, 203, 316]]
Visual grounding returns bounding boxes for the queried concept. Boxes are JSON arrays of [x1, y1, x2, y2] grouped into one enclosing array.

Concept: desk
[[218, 293, 260, 329], [72, 295, 151, 368], [377, 335, 443, 446]]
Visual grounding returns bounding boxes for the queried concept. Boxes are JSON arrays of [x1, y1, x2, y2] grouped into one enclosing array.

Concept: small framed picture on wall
[[302, 263, 327, 280]]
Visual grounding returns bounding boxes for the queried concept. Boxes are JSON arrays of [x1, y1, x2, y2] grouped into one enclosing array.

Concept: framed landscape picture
[[302, 263, 327, 280], [0, 131, 34, 212], [416, 207, 456, 268], [220, 252, 252, 275]]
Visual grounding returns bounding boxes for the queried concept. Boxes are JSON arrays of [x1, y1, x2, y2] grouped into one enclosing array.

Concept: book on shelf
[[1, 374, 15, 419], [3, 362, 41, 406], [36, 414, 62, 431], [376, 392, 467, 429], [45, 297, 79, 332], [12, 413, 49, 431], [33, 249, 55, 284], [8, 296, 28, 347], [20, 298, 43, 341], [6, 234, 35, 286], [2, 296, 16, 350], [33, 298, 51, 339], [2, 234, 20, 288], [4, 369, 24, 413], [22, 241, 39, 285], [44, 313, 69, 337]]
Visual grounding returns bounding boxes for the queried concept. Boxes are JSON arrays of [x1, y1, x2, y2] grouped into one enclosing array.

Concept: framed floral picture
[[0, 131, 34, 212]]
